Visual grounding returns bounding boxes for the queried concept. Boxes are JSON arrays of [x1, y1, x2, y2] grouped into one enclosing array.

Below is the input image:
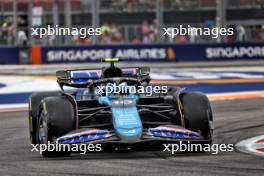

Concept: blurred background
[[0, 0, 264, 64], [0, 0, 263, 45], [0, 0, 263, 107], [0, 0, 263, 64]]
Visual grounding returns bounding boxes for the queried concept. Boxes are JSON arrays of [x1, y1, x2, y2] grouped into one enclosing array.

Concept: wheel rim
[[37, 111, 48, 144]]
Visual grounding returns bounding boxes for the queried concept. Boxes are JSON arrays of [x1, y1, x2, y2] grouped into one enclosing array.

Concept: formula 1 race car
[[28, 58, 213, 157]]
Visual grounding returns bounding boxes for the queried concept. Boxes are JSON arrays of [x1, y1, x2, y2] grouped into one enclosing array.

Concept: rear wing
[[56, 67, 150, 89]]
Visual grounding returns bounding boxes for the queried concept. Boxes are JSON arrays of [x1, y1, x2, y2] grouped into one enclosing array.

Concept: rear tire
[[181, 92, 213, 141], [37, 96, 75, 157]]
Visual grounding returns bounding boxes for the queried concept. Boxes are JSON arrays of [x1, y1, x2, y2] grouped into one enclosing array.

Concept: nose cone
[[111, 104, 143, 142], [116, 127, 142, 142]]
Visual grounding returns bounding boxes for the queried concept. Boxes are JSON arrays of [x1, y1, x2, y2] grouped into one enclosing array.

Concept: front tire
[[181, 92, 213, 141], [29, 92, 61, 144], [37, 96, 75, 157]]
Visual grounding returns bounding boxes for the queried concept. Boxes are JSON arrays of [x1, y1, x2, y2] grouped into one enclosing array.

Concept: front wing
[[55, 126, 211, 151]]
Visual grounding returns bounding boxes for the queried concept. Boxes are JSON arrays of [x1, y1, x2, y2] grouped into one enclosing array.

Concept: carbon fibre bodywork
[[29, 63, 213, 152]]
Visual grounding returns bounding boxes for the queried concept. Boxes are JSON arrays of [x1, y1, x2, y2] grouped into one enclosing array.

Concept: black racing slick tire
[[37, 96, 75, 157], [29, 92, 61, 145], [181, 92, 213, 141]]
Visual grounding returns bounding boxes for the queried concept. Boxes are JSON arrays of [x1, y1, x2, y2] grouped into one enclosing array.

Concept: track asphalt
[[0, 98, 263, 176]]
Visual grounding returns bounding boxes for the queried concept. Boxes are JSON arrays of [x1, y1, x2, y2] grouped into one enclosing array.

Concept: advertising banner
[[32, 43, 264, 64], [0, 47, 19, 64]]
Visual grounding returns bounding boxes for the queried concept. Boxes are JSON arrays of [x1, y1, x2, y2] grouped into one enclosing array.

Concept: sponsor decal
[[115, 48, 167, 60], [167, 47, 176, 60], [47, 49, 112, 62], [46, 48, 168, 62], [30, 43, 264, 64], [206, 46, 264, 59], [56, 129, 112, 144], [148, 126, 200, 139], [71, 70, 101, 84], [112, 99, 133, 106]]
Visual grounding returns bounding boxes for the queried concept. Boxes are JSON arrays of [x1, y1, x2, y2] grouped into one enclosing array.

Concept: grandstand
[[0, 0, 263, 46]]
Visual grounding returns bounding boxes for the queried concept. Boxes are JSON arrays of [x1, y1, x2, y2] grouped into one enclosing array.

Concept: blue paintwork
[[148, 128, 200, 139], [99, 93, 142, 139], [98, 81, 142, 139], [112, 105, 142, 139], [98, 96, 112, 106], [69, 69, 137, 85], [57, 129, 111, 144], [71, 71, 100, 84]]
